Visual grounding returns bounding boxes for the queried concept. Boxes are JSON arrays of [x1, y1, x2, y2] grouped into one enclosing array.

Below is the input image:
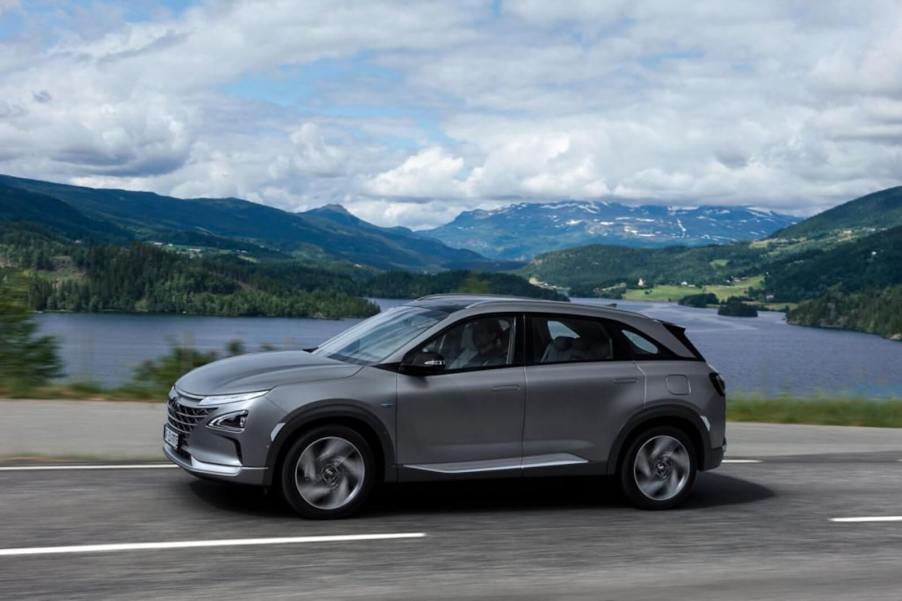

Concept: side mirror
[[400, 351, 446, 375]]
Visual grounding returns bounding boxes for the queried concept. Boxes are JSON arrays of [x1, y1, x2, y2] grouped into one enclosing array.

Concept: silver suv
[[164, 295, 726, 518]]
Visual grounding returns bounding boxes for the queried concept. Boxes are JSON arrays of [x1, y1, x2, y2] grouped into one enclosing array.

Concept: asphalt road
[[2, 430, 902, 600]]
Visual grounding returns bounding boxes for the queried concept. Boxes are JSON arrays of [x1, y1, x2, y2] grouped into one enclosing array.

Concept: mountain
[[422, 200, 799, 259], [0, 175, 506, 272], [299, 204, 520, 271], [0, 183, 130, 242], [774, 186, 902, 240]]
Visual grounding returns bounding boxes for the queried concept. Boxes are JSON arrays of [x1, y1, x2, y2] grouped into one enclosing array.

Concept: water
[[580, 299, 902, 399], [34, 298, 902, 398]]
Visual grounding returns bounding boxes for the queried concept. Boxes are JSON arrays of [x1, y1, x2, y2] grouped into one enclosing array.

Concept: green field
[[623, 275, 763, 303]]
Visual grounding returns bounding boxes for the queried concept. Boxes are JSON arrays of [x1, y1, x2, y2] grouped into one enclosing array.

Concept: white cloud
[[1, 0, 901, 227], [366, 147, 466, 199]]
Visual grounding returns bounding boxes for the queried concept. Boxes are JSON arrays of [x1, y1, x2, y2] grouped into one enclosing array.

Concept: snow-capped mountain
[[421, 201, 799, 260]]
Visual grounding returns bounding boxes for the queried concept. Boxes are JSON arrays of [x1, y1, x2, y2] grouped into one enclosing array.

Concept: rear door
[[522, 313, 644, 469]]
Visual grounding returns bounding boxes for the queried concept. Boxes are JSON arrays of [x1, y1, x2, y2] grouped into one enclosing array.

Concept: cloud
[[0, 0, 901, 228], [366, 147, 466, 199]]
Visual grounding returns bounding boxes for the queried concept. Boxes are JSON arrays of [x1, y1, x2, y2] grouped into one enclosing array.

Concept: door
[[396, 314, 525, 473], [523, 314, 644, 468]]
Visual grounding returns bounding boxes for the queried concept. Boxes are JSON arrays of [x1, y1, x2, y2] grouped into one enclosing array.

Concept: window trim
[[399, 312, 525, 376]]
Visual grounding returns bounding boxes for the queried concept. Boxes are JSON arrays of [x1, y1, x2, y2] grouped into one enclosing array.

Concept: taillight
[[709, 372, 726, 396]]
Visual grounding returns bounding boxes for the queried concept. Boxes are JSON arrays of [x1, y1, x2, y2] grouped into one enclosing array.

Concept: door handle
[[613, 377, 639, 384], [491, 384, 521, 392]]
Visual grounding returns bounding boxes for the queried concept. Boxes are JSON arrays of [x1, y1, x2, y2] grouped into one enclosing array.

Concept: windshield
[[313, 305, 448, 365]]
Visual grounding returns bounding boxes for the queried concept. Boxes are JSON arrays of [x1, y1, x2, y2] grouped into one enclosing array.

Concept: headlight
[[198, 390, 269, 406], [208, 410, 249, 432]]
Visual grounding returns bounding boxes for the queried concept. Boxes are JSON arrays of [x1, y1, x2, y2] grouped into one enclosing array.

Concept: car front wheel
[[619, 426, 697, 509], [280, 425, 375, 519]]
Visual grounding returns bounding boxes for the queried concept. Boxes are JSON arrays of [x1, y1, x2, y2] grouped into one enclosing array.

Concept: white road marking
[[723, 459, 762, 464], [0, 464, 176, 472], [0, 533, 427, 557], [830, 516, 902, 523]]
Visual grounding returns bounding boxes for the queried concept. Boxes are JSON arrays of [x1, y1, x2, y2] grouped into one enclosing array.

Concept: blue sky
[[1, 0, 901, 228]]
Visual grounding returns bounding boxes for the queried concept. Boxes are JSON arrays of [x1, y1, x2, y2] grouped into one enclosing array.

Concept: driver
[[451, 319, 507, 369]]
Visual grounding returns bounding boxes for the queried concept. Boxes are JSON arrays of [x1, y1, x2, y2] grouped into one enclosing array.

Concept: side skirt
[[397, 453, 606, 482]]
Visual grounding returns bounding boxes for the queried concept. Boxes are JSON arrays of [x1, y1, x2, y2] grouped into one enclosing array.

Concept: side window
[[620, 328, 663, 358], [530, 315, 614, 364], [418, 315, 517, 371]]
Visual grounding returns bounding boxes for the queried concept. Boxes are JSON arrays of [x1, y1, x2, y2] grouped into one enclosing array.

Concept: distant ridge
[[422, 200, 799, 259], [0, 174, 512, 272]]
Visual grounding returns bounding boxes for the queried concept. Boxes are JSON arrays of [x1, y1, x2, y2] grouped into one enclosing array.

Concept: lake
[[34, 298, 902, 399]]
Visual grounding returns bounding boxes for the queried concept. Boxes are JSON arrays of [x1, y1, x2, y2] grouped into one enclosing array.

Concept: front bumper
[[163, 441, 268, 485]]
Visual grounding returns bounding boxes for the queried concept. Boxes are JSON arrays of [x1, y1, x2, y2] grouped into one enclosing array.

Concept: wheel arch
[[607, 403, 712, 475], [264, 402, 396, 487]]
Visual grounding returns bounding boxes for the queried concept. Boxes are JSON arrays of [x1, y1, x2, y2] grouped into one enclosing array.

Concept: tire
[[619, 425, 697, 510], [280, 425, 376, 519]]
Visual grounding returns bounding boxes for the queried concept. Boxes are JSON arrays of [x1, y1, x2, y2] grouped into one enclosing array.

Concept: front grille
[[167, 395, 213, 437]]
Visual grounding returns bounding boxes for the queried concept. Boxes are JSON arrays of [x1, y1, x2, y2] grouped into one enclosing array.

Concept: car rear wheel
[[619, 426, 696, 509], [280, 425, 375, 519]]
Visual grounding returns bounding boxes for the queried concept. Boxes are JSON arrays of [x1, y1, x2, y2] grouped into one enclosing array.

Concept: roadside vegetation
[[0, 339, 256, 401], [729, 396, 902, 428], [0, 272, 62, 394]]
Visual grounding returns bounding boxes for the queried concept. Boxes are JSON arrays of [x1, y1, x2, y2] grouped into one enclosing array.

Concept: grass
[[702, 275, 764, 301], [0, 381, 160, 402], [622, 275, 765, 303], [729, 396, 902, 428], [622, 284, 693, 302]]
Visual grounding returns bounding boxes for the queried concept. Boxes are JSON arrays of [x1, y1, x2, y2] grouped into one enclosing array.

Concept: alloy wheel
[[633, 434, 691, 501], [295, 436, 366, 510]]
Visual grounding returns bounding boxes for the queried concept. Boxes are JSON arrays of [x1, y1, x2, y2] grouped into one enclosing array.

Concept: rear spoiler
[[661, 321, 705, 361]]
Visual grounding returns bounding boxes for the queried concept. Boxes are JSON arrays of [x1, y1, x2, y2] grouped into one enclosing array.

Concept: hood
[[175, 351, 362, 397]]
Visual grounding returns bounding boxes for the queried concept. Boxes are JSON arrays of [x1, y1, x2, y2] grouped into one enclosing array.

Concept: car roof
[[408, 293, 650, 321], [390, 294, 698, 361]]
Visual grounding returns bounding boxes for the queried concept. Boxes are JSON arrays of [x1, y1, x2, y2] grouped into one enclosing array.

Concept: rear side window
[[617, 326, 680, 360], [622, 329, 660, 356], [529, 315, 617, 364]]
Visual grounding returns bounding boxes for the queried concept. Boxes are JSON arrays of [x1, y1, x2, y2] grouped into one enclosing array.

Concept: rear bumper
[[163, 444, 268, 486]]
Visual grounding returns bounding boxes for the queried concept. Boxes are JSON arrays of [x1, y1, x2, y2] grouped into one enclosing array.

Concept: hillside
[[0, 174, 502, 272], [764, 226, 902, 302], [0, 183, 130, 242], [0, 224, 557, 317], [0, 227, 378, 318], [362, 270, 568, 301], [787, 286, 902, 340], [774, 186, 902, 240], [424, 200, 798, 259], [520, 243, 762, 295]]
